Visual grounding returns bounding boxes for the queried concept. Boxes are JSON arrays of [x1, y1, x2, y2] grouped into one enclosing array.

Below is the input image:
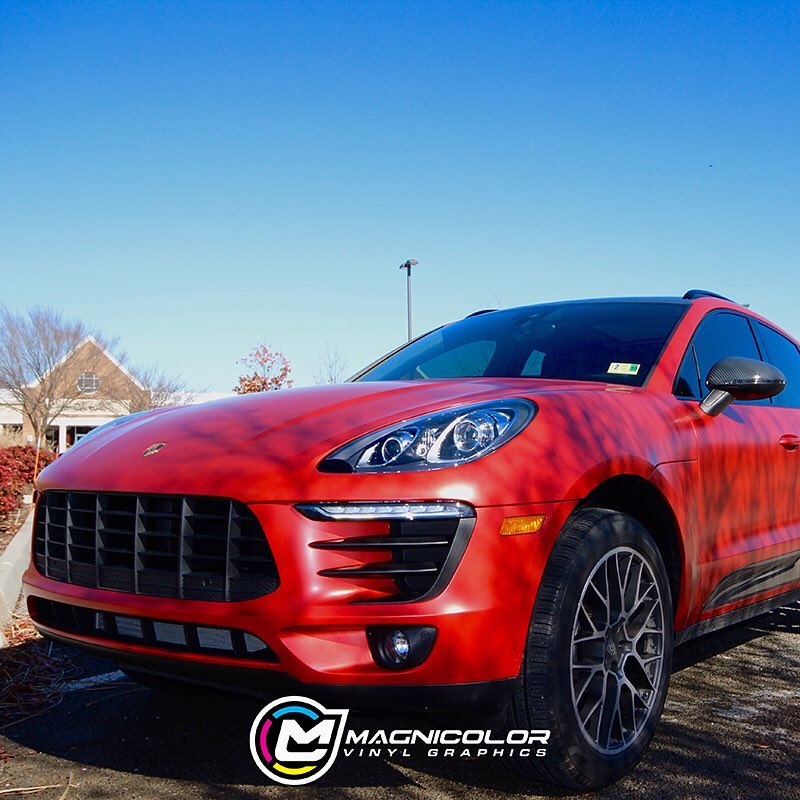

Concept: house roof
[[25, 335, 146, 391]]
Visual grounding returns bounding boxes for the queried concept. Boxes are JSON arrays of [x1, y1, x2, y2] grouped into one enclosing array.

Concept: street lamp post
[[399, 259, 418, 341]]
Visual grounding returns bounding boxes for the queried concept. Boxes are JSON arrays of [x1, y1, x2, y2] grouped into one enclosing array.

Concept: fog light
[[367, 625, 437, 670], [388, 630, 410, 662]]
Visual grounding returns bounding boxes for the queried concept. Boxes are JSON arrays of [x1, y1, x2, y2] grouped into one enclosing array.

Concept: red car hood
[[37, 378, 599, 501]]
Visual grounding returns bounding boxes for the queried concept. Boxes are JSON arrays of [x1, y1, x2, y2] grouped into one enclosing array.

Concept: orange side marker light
[[500, 514, 546, 536]]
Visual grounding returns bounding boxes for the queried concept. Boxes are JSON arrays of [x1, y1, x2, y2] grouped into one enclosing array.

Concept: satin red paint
[[23, 296, 800, 694]]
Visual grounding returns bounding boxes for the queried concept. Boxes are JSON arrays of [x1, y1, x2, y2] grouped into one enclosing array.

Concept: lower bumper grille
[[33, 491, 279, 602], [32, 598, 279, 662]]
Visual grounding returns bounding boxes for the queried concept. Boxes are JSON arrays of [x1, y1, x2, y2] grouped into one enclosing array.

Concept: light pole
[[399, 259, 418, 341]]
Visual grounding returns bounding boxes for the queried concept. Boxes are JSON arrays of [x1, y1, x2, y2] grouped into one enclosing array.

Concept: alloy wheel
[[569, 546, 666, 754]]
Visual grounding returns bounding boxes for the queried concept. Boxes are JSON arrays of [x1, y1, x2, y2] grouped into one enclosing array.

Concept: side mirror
[[700, 356, 786, 417]]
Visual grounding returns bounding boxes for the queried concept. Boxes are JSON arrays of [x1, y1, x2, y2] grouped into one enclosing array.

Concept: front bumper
[[24, 498, 574, 703], [37, 627, 516, 712]]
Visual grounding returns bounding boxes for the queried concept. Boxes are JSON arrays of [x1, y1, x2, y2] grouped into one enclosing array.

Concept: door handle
[[779, 434, 800, 452]]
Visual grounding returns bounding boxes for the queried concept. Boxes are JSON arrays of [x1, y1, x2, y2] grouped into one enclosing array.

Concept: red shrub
[[0, 446, 57, 516], [0, 459, 18, 515], [3, 445, 56, 486]]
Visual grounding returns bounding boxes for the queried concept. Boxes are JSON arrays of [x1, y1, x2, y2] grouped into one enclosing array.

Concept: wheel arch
[[578, 474, 684, 613]]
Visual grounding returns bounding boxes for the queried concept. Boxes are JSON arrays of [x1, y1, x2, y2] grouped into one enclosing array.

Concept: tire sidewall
[[542, 510, 674, 787]]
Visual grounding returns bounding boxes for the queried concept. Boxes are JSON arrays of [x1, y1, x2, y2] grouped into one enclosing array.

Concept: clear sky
[[1, 1, 798, 390]]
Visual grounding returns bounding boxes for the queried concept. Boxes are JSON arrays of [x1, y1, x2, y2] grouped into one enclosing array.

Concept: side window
[[673, 345, 701, 399], [691, 313, 763, 401], [755, 323, 800, 408]]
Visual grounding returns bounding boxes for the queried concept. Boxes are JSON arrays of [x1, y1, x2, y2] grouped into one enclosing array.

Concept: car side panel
[[648, 460, 699, 631]]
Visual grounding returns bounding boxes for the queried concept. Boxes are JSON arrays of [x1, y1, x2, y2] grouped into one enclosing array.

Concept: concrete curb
[[0, 510, 33, 647]]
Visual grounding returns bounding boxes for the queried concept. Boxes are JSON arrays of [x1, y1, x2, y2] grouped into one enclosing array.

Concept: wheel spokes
[[597, 672, 622, 749], [570, 546, 665, 755]]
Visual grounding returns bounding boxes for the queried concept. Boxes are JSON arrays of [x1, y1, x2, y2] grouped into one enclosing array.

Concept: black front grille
[[34, 491, 279, 602], [33, 598, 279, 662]]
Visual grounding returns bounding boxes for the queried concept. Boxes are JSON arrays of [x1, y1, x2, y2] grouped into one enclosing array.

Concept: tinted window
[[673, 346, 701, 399], [357, 301, 687, 387], [692, 313, 762, 400], [415, 339, 496, 378], [755, 323, 800, 408]]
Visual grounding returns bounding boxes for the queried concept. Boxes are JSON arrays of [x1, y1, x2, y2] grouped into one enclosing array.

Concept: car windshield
[[357, 300, 687, 387]]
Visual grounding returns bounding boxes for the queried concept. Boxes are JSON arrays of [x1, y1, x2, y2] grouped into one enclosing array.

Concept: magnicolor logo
[[249, 696, 349, 785]]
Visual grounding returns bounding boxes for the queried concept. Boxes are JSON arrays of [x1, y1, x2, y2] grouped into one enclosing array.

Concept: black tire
[[505, 508, 673, 790]]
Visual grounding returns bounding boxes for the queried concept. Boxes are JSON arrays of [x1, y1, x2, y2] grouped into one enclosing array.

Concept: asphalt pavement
[[1, 601, 798, 800]]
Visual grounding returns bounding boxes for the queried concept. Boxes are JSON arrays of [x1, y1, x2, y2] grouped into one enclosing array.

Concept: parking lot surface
[[1, 602, 798, 800]]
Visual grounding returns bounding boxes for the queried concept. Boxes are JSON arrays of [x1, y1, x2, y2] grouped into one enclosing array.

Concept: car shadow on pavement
[[1, 601, 798, 800], [672, 600, 800, 671]]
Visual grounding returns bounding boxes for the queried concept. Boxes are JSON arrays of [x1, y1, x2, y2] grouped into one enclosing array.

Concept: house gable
[[62, 337, 145, 401], [24, 335, 149, 411]]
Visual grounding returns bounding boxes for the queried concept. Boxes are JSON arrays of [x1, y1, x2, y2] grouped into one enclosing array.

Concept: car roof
[[465, 296, 690, 319], [465, 291, 743, 320]]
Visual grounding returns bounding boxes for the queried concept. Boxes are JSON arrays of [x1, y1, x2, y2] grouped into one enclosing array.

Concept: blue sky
[[1, 1, 798, 390]]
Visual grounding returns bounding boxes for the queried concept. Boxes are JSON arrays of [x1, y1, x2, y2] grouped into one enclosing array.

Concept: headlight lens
[[320, 398, 536, 473]]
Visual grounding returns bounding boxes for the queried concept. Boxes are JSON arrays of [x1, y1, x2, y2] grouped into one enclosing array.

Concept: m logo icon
[[250, 696, 349, 785]]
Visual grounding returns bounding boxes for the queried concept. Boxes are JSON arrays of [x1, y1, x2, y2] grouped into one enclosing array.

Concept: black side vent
[[309, 514, 475, 602]]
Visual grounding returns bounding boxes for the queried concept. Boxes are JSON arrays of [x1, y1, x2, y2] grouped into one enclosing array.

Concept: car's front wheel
[[505, 508, 673, 790]]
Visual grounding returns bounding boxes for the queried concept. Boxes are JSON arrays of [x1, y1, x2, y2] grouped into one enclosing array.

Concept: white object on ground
[[61, 670, 129, 691], [0, 511, 34, 647]]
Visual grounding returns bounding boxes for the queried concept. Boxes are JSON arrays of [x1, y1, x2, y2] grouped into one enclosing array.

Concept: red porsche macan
[[23, 290, 800, 788]]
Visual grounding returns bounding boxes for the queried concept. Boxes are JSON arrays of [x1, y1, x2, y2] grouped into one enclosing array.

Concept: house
[[0, 336, 228, 452]]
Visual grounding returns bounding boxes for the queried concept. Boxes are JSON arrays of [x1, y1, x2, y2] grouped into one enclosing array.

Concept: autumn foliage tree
[[233, 345, 293, 394]]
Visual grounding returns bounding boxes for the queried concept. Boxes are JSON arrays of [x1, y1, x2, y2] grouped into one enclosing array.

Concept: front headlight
[[319, 398, 536, 473]]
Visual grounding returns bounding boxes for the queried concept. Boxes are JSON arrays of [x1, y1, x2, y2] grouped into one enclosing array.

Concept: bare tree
[[0, 306, 95, 471], [312, 345, 348, 385], [0, 305, 192, 474], [128, 364, 195, 411]]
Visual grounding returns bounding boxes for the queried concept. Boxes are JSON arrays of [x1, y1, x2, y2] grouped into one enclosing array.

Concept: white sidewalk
[[0, 510, 33, 647]]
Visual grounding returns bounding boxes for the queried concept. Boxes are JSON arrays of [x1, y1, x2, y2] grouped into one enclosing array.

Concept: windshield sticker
[[608, 362, 640, 375]]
